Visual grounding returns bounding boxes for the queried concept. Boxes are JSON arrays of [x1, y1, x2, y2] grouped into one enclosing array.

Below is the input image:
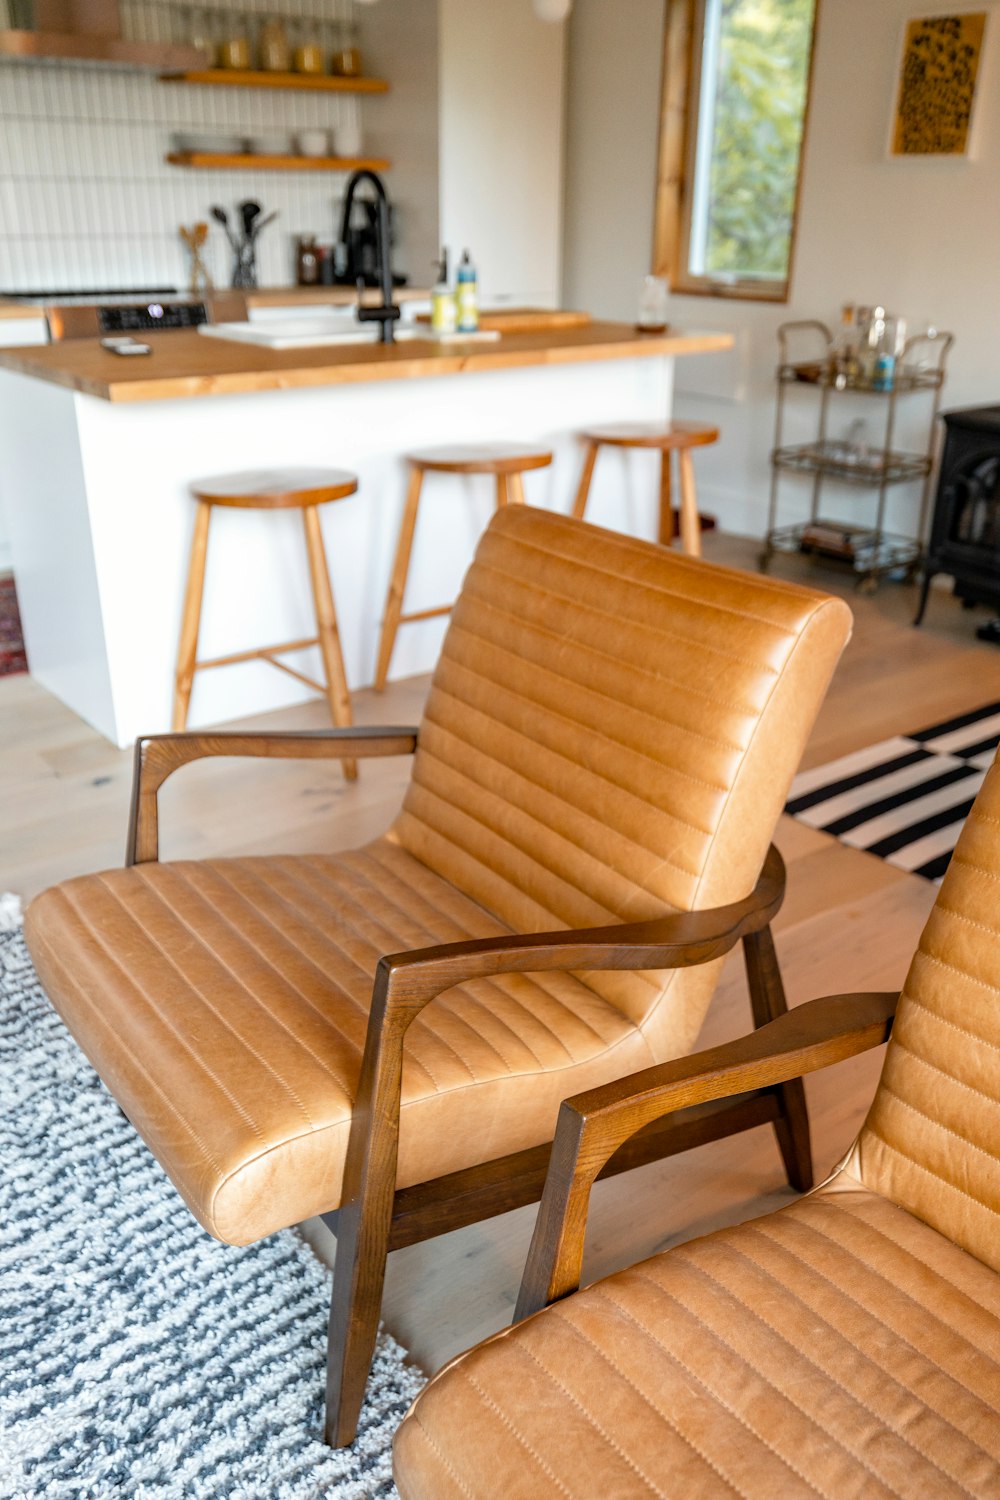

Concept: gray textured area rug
[[0, 926, 425, 1499]]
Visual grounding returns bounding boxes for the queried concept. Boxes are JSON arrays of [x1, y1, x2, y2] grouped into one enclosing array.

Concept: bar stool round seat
[[572, 420, 719, 556], [190, 466, 359, 509], [374, 442, 553, 690], [175, 465, 360, 778]]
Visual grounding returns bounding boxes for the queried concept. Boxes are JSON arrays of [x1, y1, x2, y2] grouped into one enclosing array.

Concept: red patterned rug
[[0, 574, 27, 676]]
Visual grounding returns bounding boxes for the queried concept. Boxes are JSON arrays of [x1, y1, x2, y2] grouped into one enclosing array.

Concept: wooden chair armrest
[[513, 988, 898, 1321], [373, 844, 786, 1014], [125, 726, 419, 865]]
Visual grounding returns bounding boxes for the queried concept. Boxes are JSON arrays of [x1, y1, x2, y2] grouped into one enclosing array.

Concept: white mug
[[333, 121, 363, 159]]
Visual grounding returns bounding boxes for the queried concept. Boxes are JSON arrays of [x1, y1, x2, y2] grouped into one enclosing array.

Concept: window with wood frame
[[654, 0, 819, 302]]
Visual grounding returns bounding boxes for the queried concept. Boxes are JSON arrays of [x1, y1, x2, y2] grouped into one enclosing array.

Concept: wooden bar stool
[[572, 420, 719, 556], [374, 442, 552, 691], [174, 466, 360, 779]]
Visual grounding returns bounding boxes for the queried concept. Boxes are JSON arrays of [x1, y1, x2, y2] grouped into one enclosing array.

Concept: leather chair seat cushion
[[393, 1180, 1000, 1499], [25, 838, 659, 1247]]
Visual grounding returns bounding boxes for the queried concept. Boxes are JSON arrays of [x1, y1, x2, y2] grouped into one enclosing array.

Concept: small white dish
[[295, 130, 330, 158]]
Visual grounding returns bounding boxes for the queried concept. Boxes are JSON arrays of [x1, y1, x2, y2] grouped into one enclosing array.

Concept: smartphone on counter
[[100, 336, 152, 356]]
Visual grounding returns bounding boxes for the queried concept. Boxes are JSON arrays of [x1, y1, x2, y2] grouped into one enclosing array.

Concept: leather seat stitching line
[[904, 975, 1000, 1056], [644, 1257, 914, 1496], [812, 1198, 1000, 1321], [338, 854, 584, 1065], [862, 1128, 1000, 1221], [409, 1411, 478, 1500], [411, 753, 705, 904], [743, 1219, 1000, 1453], [455, 1367, 576, 1499], [258, 860, 451, 1092], [948, 855, 1000, 884], [586, 1283, 827, 1499], [28, 917, 223, 1175], [423, 683, 728, 794], [935, 903, 1000, 942], [418, 710, 716, 841], [170, 863, 362, 1101], [408, 777, 698, 894], [448, 591, 766, 715], [475, 536, 802, 637], [509, 1338, 669, 1498], [80, 879, 271, 1145], [883, 1035, 1000, 1116], [286, 859, 519, 1082], [434, 645, 748, 755], [878, 1081, 1000, 1170], [123, 872, 319, 1130], [686, 607, 837, 911]]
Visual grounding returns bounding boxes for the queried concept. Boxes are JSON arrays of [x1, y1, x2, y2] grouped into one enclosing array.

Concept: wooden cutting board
[[414, 307, 592, 334]]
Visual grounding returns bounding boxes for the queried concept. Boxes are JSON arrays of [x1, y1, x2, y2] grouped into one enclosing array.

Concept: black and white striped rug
[[787, 700, 1000, 883], [0, 925, 424, 1499]]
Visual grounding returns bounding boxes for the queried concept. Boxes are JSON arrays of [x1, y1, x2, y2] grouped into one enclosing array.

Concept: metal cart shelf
[[761, 320, 952, 590]]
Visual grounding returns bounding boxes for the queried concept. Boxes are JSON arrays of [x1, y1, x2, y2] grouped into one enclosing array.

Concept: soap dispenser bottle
[[456, 248, 479, 333], [430, 249, 456, 336]]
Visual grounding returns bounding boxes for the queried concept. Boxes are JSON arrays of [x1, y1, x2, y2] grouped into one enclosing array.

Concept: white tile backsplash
[[0, 0, 391, 293]]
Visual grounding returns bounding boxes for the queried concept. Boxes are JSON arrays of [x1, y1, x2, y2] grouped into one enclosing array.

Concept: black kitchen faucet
[[337, 169, 400, 344]]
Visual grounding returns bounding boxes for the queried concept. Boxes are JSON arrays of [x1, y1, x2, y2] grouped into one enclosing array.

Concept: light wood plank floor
[[3, 533, 1000, 1380]]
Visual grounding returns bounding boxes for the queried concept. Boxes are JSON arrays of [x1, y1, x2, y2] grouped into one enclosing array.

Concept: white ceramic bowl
[[296, 129, 330, 158]]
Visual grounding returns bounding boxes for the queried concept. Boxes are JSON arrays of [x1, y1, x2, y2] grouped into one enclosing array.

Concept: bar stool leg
[[571, 440, 599, 520], [658, 450, 677, 548], [375, 467, 424, 693], [507, 471, 527, 506], [172, 499, 212, 732], [495, 474, 509, 508], [302, 506, 357, 781], [678, 448, 703, 559]]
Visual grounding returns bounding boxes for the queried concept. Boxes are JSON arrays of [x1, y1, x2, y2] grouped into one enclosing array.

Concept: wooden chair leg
[[743, 926, 813, 1192], [658, 449, 677, 547], [323, 1189, 393, 1448], [495, 473, 509, 508], [507, 471, 527, 506], [677, 448, 703, 558], [571, 440, 599, 520], [302, 506, 357, 782], [172, 500, 212, 732], [374, 467, 423, 693]]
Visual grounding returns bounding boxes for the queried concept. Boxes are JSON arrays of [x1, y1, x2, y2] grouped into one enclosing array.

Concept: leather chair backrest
[[393, 508, 853, 1059], [850, 749, 1000, 1271]]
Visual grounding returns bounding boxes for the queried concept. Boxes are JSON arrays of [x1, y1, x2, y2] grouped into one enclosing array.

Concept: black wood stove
[[915, 405, 1000, 633]]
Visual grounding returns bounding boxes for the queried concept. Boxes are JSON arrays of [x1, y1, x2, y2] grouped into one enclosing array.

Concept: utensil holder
[[231, 244, 257, 289]]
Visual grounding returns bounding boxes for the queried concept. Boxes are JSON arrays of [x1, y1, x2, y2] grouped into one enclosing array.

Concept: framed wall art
[[891, 11, 988, 156]]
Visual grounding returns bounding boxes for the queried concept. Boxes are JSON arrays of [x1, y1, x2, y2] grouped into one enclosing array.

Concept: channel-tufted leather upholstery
[[26, 508, 852, 1247], [392, 753, 1000, 1499]]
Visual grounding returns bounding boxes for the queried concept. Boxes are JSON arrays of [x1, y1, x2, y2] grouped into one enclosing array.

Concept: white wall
[[439, 0, 566, 306], [564, 0, 1000, 540]]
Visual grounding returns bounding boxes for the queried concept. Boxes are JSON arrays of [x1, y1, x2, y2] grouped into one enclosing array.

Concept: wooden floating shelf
[[167, 151, 391, 172], [161, 67, 388, 93]]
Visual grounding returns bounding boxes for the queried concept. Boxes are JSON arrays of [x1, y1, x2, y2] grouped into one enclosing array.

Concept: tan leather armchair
[[25, 507, 852, 1448], [393, 750, 1000, 1497]]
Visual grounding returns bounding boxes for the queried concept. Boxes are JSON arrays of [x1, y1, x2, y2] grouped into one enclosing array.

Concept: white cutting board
[[199, 320, 501, 351]]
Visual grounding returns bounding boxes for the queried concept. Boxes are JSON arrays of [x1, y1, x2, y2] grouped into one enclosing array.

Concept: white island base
[[1, 353, 681, 747]]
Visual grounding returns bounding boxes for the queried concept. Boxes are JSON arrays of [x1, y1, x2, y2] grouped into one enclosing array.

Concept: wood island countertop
[[0, 322, 733, 403]]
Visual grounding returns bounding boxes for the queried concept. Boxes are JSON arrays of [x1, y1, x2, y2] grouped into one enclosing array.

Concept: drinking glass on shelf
[[637, 275, 669, 332]]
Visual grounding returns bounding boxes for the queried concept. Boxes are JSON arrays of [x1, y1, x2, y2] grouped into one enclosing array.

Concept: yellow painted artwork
[[893, 12, 987, 155]]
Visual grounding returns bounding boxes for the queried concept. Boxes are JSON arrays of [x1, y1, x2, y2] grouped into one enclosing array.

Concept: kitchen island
[[0, 319, 731, 746]]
